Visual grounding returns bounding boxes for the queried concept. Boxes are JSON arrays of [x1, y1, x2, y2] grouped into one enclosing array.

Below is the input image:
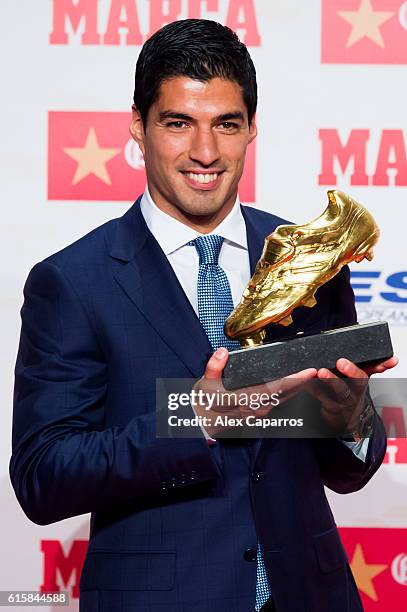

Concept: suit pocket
[[80, 551, 176, 591], [313, 526, 348, 574]]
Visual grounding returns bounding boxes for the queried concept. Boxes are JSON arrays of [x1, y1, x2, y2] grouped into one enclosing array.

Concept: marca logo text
[[385, 438, 407, 464], [50, 0, 261, 46], [40, 540, 87, 598], [319, 129, 407, 187]]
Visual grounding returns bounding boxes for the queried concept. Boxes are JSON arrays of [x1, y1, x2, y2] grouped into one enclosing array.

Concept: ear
[[248, 114, 257, 144], [129, 105, 146, 156]]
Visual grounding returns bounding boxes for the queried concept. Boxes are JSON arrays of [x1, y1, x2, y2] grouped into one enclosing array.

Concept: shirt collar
[[140, 187, 248, 255]]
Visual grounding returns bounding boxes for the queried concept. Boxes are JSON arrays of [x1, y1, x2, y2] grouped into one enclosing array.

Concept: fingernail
[[214, 348, 227, 359], [337, 358, 349, 369]]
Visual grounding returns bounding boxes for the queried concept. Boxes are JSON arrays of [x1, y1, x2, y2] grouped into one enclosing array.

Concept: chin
[[182, 194, 229, 214], [182, 203, 225, 218]]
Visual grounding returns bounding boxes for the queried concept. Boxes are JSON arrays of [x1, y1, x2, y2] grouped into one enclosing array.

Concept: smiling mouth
[[181, 171, 224, 186]]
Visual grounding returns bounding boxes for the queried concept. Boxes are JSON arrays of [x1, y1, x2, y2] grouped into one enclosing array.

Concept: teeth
[[187, 172, 218, 184]]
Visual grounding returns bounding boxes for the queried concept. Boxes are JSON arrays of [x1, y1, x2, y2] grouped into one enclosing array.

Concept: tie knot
[[189, 234, 224, 265]]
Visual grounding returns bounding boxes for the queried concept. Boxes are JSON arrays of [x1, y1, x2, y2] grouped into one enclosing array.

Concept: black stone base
[[222, 321, 393, 390]]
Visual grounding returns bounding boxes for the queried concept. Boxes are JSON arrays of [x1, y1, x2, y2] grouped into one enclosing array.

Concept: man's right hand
[[193, 347, 317, 439]]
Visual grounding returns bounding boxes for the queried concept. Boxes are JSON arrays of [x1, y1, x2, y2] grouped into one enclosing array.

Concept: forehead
[[153, 76, 247, 117]]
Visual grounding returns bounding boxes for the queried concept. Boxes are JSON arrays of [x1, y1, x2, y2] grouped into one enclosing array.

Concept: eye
[[166, 121, 189, 129], [218, 122, 239, 131]]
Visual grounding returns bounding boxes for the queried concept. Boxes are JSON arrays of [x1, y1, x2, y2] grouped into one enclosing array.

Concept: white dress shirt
[[140, 188, 369, 461], [140, 188, 250, 312]]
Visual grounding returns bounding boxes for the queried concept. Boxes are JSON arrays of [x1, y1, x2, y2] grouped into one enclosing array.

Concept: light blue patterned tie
[[189, 234, 272, 611], [189, 234, 240, 352], [255, 543, 272, 610]]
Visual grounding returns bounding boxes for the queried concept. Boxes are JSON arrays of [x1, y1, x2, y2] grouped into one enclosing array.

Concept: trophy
[[222, 190, 393, 390]]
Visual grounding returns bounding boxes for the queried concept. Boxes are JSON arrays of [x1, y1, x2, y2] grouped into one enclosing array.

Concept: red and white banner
[[322, 0, 407, 64], [340, 528, 407, 609], [36, 528, 407, 608]]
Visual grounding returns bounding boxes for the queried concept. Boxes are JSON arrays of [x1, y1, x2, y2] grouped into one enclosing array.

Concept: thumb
[[204, 347, 229, 380]]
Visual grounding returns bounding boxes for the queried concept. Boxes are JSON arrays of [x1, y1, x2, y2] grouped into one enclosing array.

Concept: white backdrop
[[1, 1, 406, 609]]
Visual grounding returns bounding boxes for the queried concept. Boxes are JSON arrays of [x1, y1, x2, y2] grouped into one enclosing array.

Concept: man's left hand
[[313, 356, 398, 436]]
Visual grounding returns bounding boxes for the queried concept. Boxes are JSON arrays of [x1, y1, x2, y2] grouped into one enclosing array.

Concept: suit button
[[190, 470, 198, 480], [179, 473, 187, 485], [251, 472, 263, 483], [169, 477, 178, 488], [160, 481, 168, 492], [244, 548, 257, 562]]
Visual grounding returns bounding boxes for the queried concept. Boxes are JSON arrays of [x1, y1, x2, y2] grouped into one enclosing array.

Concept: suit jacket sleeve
[[313, 266, 387, 493], [10, 260, 221, 525]]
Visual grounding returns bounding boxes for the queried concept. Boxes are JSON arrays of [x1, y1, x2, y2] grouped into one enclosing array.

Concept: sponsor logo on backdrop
[[319, 129, 407, 187], [47, 111, 256, 202], [322, 0, 407, 64], [350, 269, 407, 325], [40, 540, 87, 598], [49, 0, 261, 46], [381, 409, 407, 438], [385, 438, 407, 463], [392, 553, 407, 586], [40, 531, 407, 605], [339, 528, 407, 608]]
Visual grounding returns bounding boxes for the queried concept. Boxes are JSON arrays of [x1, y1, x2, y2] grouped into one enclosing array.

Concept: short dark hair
[[133, 19, 257, 127]]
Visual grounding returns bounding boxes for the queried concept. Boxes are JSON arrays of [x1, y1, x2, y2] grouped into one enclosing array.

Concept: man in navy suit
[[11, 19, 396, 612]]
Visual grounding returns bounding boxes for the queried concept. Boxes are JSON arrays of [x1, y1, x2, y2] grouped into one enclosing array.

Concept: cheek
[[143, 133, 177, 163], [219, 137, 249, 164], [158, 133, 189, 160]]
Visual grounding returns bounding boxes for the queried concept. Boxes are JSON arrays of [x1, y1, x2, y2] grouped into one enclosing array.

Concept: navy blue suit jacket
[[11, 199, 386, 611]]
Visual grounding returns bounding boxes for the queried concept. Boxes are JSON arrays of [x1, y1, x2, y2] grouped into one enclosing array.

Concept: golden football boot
[[225, 190, 379, 347]]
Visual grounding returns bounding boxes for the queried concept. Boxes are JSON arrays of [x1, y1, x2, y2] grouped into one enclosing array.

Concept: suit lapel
[[109, 198, 212, 378], [241, 205, 267, 275]]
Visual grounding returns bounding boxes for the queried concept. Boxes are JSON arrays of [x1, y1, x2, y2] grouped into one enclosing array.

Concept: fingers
[[386, 356, 399, 368], [317, 368, 336, 379], [313, 359, 368, 430], [234, 368, 317, 399], [325, 355, 399, 377], [318, 359, 367, 380], [364, 355, 399, 375], [286, 368, 318, 380], [312, 374, 353, 410], [203, 347, 229, 380], [263, 368, 317, 405], [276, 367, 317, 393], [336, 358, 368, 379]]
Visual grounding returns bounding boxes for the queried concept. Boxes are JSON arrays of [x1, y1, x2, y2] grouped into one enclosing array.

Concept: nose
[[189, 127, 220, 167]]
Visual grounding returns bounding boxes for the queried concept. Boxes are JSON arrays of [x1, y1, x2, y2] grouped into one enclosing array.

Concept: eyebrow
[[216, 112, 246, 123], [158, 111, 193, 122], [158, 110, 246, 124]]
